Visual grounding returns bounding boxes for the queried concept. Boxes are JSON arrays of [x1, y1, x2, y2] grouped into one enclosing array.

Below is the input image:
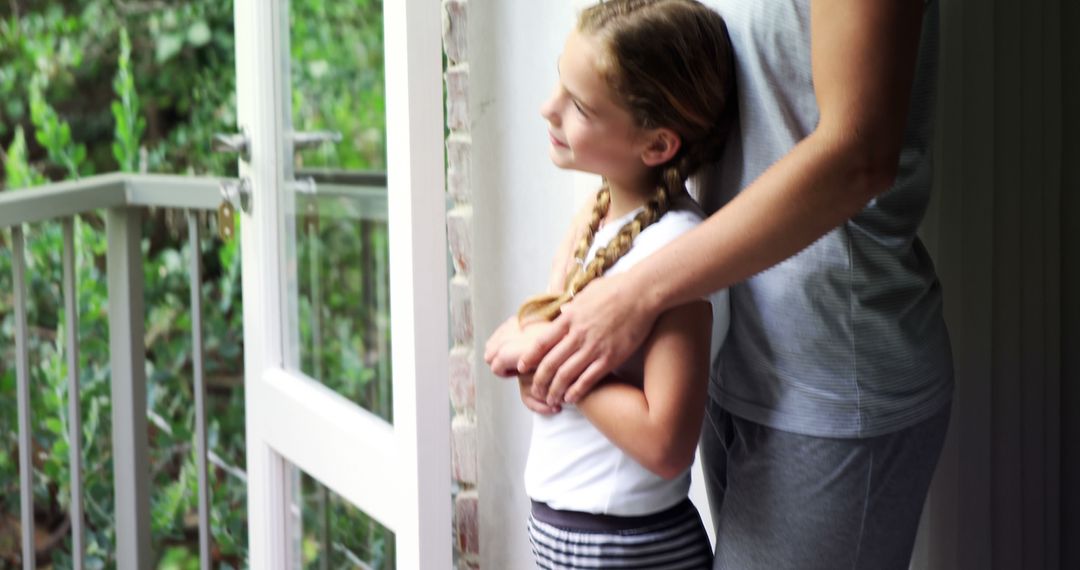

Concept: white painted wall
[[469, 2, 714, 567], [470, 2, 579, 568]]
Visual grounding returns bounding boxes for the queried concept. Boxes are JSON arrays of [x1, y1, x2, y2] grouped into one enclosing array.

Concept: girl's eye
[[572, 100, 587, 116]]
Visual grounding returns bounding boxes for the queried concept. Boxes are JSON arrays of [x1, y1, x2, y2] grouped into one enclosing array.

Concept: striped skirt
[[527, 499, 713, 569]]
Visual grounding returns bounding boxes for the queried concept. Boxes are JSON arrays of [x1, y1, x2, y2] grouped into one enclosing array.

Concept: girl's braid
[[518, 165, 685, 324], [563, 184, 612, 290]]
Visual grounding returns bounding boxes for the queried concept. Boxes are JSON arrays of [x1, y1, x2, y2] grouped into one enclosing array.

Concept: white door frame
[[234, 0, 450, 567]]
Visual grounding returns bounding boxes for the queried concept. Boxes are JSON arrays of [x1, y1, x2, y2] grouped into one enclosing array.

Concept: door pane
[[285, 0, 392, 421], [297, 467, 396, 569], [296, 181, 392, 421]]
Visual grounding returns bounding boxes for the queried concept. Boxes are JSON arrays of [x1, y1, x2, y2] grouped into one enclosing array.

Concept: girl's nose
[[540, 85, 561, 124]]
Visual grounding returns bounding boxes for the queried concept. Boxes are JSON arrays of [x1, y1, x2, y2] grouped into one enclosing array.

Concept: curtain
[[913, 0, 1075, 567]]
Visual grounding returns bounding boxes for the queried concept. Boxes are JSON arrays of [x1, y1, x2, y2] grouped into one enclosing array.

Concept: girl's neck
[[604, 178, 655, 223]]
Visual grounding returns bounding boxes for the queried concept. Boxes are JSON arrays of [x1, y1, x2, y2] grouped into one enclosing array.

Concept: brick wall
[[443, 0, 479, 568]]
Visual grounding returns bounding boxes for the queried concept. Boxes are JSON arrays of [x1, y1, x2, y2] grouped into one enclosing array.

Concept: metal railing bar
[[11, 226, 35, 570], [125, 175, 389, 218], [186, 211, 212, 569], [305, 201, 333, 570], [105, 207, 152, 569], [318, 485, 331, 570], [374, 222, 391, 419], [0, 174, 126, 229], [0, 173, 389, 228], [296, 168, 387, 188], [125, 175, 222, 211], [62, 218, 85, 570], [302, 182, 386, 200]]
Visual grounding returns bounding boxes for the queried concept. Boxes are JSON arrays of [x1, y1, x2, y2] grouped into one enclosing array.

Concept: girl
[[485, 1, 736, 567]]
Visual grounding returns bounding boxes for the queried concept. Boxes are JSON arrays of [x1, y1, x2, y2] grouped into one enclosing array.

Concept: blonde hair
[[519, 0, 736, 324]]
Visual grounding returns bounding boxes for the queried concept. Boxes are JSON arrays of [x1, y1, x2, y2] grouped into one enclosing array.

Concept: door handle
[[213, 130, 341, 159], [290, 130, 342, 151], [212, 131, 250, 162]]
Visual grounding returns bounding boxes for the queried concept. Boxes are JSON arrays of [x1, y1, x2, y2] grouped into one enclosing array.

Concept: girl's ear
[[640, 128, 681, 166]]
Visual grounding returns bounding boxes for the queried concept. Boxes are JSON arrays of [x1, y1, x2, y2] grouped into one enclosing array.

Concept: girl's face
[[540, 31, 653, 186]]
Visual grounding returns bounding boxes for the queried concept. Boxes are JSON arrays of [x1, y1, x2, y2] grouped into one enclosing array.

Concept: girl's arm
[[573, 300, 712, 479], [522, 0, 927, 405]]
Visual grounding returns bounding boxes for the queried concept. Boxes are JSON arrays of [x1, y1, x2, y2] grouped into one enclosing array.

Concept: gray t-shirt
[[699, 0, 953, 437]]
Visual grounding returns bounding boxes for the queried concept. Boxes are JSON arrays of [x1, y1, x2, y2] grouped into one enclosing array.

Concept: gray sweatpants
[[700, 399, 950, 570]]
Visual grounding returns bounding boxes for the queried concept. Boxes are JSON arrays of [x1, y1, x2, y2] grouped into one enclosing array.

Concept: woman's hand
[[518, 373, 561, 415], [520, 271, 662, 406]]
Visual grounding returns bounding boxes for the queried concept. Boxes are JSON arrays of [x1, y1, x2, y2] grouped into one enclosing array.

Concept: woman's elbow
[[817, 124, 903, 203], [849, 152, 900, 202]]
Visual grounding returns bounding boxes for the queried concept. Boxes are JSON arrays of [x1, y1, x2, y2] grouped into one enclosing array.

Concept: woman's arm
[[522, 0, 927, 406], [572, 300, 712, 479]]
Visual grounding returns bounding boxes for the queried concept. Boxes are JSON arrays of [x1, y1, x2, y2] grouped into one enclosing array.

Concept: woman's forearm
[[633, 129, 894, 316]]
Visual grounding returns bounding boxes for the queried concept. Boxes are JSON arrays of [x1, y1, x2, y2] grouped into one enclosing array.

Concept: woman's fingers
[[518, 316, 569, 373], [520, 392, 562, 415], [519, 377, 561, 415], [528, 326, 581, 400], [564, 357, 613, 404]]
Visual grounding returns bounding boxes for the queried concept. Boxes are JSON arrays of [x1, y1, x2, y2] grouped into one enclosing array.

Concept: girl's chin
[[548, 148, 572, 168]]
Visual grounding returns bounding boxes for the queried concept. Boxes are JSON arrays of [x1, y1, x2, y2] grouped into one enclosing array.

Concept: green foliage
[[29, 77, 89, 179], [291, 0, 386, 169], [112, 28, 145, 172], [0, 5, 86, 141], [4, 126, 46, 189]]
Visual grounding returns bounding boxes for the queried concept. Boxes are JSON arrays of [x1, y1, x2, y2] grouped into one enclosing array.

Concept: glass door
[[233, 0, 450, 567]]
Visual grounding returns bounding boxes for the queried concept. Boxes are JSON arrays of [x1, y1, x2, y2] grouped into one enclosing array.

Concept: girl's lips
[[549, 132, 569, 148]]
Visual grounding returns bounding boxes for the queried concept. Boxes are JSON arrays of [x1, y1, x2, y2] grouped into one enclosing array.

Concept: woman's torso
[[698, 0, 953, 438]]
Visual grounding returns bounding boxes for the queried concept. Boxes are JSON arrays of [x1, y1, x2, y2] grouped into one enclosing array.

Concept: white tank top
[[525, 197, 730, 515]]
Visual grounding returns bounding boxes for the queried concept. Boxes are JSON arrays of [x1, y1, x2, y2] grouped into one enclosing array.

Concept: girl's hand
[[485, 319, 564, 379], [484, 315, 522, 376], [484, 319, 562, 413], [518, 373, 561, 415], [520, 271, 661, 406]]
